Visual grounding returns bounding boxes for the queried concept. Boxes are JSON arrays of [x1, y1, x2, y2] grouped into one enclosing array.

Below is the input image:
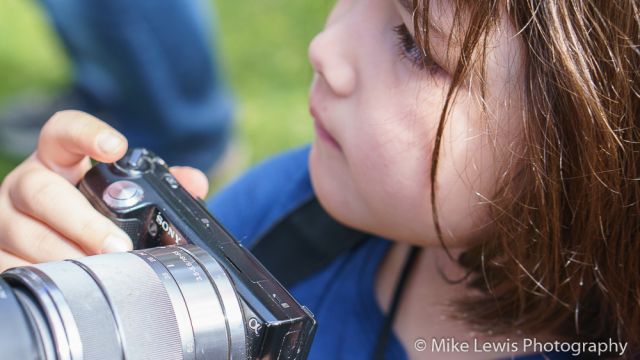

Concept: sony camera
[[0, 148, 316, 360]]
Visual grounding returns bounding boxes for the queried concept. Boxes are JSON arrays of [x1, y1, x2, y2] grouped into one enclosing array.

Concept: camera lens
[[0, 245, 246, 360]]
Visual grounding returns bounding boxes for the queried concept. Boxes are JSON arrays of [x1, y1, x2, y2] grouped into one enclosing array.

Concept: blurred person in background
[[0, 0, 233, 173]]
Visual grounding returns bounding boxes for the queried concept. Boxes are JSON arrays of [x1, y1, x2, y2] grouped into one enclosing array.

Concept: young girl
[[0, 0, 638, 359]]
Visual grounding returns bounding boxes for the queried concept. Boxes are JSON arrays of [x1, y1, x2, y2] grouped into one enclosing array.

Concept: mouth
[[309, 104, 342, 151]]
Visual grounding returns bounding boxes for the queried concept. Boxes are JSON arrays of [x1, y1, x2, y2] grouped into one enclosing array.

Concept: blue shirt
[[207, 146, 571, 360]]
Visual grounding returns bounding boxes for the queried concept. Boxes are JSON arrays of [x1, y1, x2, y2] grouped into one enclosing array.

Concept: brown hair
[[416, 0, 640, 353]]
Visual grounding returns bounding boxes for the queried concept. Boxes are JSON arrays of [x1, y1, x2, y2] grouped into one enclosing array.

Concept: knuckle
[[12, 169, 56, 213], [50, 110, 82, 124], [1, 170, 15, 190], [42, 111, 69, 135], [45, 110, 63, 127], [2, 161, 32, 190], [8, 168, 36, 210], [42, 110, 90, 142]]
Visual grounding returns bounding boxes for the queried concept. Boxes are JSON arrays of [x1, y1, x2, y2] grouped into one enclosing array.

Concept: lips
[[309, 104, 342, 151]]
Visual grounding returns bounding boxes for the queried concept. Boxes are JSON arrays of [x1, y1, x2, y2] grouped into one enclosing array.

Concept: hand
[[0, 110, 209, 271]]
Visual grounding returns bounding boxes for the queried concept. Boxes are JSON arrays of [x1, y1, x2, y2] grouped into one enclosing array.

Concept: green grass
[[0, 0, 331, 188]]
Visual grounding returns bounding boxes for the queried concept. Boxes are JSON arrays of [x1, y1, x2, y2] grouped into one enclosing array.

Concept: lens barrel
[[0, 245, 246, 360]]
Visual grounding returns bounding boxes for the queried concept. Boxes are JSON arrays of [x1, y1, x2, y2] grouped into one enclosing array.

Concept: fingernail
[[102, 235, 131, 253], [97, 131, 123, 155]]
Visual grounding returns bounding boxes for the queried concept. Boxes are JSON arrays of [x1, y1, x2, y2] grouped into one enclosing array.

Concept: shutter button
[[103, 181, 144, 209]]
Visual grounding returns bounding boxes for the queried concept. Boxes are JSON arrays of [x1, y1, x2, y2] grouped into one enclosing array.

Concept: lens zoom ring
[[75, 253, 183, 360]]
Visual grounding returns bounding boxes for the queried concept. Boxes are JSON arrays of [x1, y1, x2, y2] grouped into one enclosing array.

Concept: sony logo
[[155, 212, 184, 244]]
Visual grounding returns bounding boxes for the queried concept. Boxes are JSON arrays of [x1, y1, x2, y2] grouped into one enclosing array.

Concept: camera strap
[[373, 245, 420, 360], [249, 196, 369, 288], [250, 196, 422, 359]]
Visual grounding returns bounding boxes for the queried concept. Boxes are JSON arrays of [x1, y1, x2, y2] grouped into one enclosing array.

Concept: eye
[[393, 24, 438, 72]]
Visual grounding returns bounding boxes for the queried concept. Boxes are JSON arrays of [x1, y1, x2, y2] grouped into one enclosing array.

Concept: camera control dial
[[115, 148, 153, 174]]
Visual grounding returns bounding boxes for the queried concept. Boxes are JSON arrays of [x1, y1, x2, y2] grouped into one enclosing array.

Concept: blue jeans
[[39, 0, 234, 172]]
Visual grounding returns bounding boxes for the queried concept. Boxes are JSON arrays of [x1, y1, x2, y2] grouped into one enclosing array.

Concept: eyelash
[[393, 24, 438, 72]]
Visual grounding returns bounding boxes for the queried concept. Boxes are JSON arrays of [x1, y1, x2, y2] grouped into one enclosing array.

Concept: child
[[0, 0, 638, 359]]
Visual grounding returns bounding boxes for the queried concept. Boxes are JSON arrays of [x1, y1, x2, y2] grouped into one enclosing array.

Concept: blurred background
[[0, 0, 330, 191]]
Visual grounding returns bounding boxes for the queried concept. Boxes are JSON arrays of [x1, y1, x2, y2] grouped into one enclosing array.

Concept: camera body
[[78, 148, 316, 359]]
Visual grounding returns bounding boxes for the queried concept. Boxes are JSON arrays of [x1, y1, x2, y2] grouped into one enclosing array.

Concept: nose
[[308, 21, 357, 97]]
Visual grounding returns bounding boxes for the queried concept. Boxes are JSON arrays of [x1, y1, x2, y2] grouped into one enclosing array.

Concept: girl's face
[[308, 0, 525, 246]]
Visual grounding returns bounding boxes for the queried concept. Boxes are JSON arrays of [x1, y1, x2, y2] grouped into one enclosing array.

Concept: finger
[[22, 152, 92, 186], [9, 168, 132, 255], [0, 204, 86, 263], [170, 166, 209, 199], [0, 250, 31, 272], [37, 110, 128, 183]]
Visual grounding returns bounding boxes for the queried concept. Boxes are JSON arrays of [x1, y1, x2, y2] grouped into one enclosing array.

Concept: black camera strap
[[249, 196, 421, 359], [250, 196, 369, 288], [373, 245, 420, 360]]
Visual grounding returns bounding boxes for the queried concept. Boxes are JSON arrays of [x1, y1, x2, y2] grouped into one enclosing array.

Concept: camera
[[0, 148, 317, 359]]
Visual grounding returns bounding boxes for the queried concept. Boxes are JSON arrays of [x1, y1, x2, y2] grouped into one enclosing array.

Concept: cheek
[[431, 88, 526, 246], [347, 92, 501, 245], [340, 93, 443, 239], [349, 113, 433, 201], [434, 107, 496, 244]]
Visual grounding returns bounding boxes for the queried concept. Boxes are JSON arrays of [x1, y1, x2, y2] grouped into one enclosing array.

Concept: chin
[[309, 142, 365, 231], [310, 142, 442, 245]]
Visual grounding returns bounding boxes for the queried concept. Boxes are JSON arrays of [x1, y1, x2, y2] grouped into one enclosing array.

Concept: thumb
[[170, 166, 209, 199]]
